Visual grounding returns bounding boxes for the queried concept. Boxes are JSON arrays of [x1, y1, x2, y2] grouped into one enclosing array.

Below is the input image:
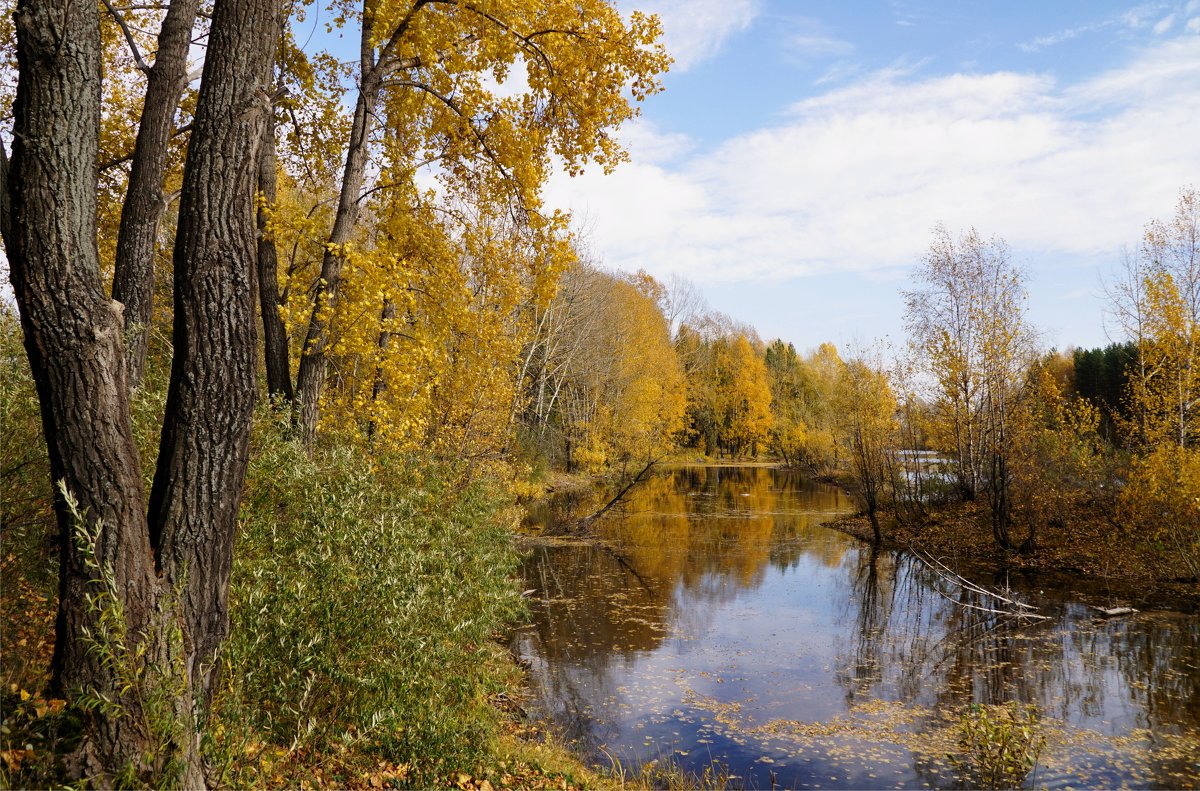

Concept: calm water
[[514, 466, 1200, 789]]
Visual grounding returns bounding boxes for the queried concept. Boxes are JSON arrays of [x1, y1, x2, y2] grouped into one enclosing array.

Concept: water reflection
[[515, 466, 1200, 789]]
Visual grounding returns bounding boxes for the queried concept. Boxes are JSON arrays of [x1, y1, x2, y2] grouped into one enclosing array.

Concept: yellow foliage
[[1118, 445, 1200, 578], [549, 268, 686, 472]]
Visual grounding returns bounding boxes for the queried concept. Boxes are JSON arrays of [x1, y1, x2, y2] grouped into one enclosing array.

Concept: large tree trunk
[[257, 107, 295, 403], [147, 0, 276, 718], [7, 0, 197, 782], [10, 0, 275, 782], [110, 0, 201, 385]]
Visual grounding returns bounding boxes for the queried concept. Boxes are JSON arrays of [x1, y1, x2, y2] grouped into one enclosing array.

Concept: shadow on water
[[513, 465, 1200, 789]]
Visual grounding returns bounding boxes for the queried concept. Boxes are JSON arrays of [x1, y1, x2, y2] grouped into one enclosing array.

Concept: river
[[514, 465, 1200, 789]]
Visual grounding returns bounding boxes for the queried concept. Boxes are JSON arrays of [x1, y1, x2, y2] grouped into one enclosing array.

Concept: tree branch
[[98, 121, 192, 172], [101, 0, 153, 73]]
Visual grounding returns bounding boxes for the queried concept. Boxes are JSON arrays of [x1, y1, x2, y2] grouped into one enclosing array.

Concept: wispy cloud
[[1018, 23, 1102, 52], [1017, 2, 1173, 52], [545, 36, 1200, 286], [782, 17, 853, 60], [627, 0, 762, 72]]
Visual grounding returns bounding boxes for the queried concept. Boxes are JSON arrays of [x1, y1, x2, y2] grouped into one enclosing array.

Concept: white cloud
[[782, 17, 853, 60], [1018, 3, 1175, 51], [1187, 15, 1200, 32], [544, 36, 1200, 286], [1121, 3, 1170, 30], [1018, 24, 1098, 52], [625, 0, 761, 71]]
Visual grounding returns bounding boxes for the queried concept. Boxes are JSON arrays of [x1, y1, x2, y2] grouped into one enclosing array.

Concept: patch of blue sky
[[546, 0, 1200, 353]]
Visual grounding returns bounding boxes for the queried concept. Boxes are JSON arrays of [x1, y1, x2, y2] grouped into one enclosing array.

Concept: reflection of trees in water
[[523, 465, 1200, 785], [522, 546, 666, 662], [837, 545, 898, 702], [610, 466, 856, 601], [518, 465, 858, 759], [521, 467, 858, 667], [516, 545, 665, 759], [1101, 614, 1200, 729], [835, 554, 1200, 789], [833, 547, 1200, 755]]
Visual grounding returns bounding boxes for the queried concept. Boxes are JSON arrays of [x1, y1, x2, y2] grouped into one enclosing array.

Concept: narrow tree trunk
[[293, 60, 383, 441], [366, 299, 397, 442], [867, 504, 882, 545], [110, 0, 201, 385], [0, 137, 12, 243], [7, 0, 193, 782], [147, 0, 276, 721], [257, 108, 294, 403]]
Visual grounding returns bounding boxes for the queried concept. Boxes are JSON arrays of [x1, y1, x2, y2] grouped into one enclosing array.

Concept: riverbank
[[0, 411, 608, 789], [826, 501, 1200, 610]]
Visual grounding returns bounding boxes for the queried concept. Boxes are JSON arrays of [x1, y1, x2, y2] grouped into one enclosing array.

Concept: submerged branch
[[569, 458, 659, 532], [909, 546, 1050, 621]]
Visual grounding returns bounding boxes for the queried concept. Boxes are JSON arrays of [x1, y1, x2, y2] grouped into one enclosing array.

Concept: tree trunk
[[293, 41, 383, 442], [257, 107, 294, 403], [366, 299, 397, 442], [7, 0, 198, 782], [147, 0, 276, 724], [110, 0, 201, 385]]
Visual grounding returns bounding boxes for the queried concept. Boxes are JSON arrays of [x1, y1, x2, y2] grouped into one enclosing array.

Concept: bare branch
[[101, 0, 153, 73]]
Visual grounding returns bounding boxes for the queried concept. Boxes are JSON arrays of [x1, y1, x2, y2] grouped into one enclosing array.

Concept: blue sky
[[544, 0, 1200, 354]]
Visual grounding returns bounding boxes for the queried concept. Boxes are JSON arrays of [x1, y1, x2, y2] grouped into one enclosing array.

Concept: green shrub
[[951, 702, 1045, 790], [209, 422, 526, 786]]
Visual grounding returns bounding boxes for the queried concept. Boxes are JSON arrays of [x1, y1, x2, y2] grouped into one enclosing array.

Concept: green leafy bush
[[209, 423, 526, 785], [951, 702, 1045, 790]]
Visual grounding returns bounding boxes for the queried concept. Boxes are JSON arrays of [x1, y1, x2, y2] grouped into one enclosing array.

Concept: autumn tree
[[832, 353, 899, 543], [764, 339, 808, 466], [1128, 187, 1199, 449], [905, 226, 1036, 549], [1008, 358, 1107, 551], [520, 262, 685, 473], [287, 0, 670, 442], [1113, 188, 1200, 577], [3, 0, 275, 784]]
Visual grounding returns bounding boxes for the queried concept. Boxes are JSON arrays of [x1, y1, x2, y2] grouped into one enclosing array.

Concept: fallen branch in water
[[544, 458, 659, 536], [909, 546, 1050, 621], [1093, 605, 1138, 617]]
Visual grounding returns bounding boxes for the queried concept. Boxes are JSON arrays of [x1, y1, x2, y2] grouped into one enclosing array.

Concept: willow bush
[[208, 421, 526, 785]]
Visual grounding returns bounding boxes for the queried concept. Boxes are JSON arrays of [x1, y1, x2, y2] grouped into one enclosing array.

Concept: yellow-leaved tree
[[1116, 187, 1200, 578], [521, 263, 685, 474], [279, 0, 672, 443], [905, 225, 1036, 549], [832, 352, 899, 543], [720, 334, 775, 458]]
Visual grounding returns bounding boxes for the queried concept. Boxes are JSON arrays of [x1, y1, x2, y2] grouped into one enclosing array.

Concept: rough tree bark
[[147, 0, 276, 716], [7, 0, 275, 781], [110, 0, 201, 385], [257, 103, 295, 402], [6, 0, 193, 781]]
